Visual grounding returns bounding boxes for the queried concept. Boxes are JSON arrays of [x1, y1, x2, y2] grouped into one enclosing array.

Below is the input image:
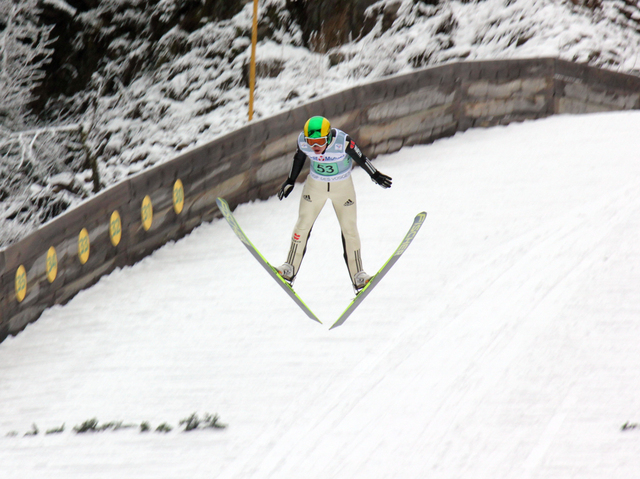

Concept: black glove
[[371, 171, 392, 188], [278, 179, 295, 200]]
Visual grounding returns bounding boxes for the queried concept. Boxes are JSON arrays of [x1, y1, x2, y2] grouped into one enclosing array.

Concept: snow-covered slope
[[2, 0, 640, 246], [2, 111, 640, 478]]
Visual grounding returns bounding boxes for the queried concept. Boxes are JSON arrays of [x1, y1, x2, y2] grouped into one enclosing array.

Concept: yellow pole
[[248, 0, 259, 121]]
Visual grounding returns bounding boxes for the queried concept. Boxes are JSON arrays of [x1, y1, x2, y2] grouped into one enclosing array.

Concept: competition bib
[[312, 160, 349, 177], [298, 129, 354, 182]]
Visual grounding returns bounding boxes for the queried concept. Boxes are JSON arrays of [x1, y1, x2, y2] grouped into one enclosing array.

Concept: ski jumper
[[282, 128, 386, 286]]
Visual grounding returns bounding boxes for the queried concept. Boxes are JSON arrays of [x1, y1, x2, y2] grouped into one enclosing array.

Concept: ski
[[330, 211, 427, 330], [216, 197, 321, 324]]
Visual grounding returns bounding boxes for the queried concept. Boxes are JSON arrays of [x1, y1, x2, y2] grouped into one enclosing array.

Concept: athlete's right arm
[[278, 147, 307, 200]]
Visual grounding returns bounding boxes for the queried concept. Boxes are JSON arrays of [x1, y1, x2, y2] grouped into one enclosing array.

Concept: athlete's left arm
[[345, 136, 392, 188]]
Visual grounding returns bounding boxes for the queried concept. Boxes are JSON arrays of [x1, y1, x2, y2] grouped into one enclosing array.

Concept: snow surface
[[2, 111, 640, 477]]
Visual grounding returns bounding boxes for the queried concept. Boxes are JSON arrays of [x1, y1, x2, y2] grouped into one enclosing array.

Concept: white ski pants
[[285, 176, 363, 284]]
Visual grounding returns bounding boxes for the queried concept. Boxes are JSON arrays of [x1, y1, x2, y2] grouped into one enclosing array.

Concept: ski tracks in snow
[[4, 113, 640, 479], [219, 175, 640, 478]]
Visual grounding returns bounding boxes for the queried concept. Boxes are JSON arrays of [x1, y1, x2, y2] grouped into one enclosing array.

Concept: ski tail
[[330, 212, 427, 329], [216, 198, 321, 324]]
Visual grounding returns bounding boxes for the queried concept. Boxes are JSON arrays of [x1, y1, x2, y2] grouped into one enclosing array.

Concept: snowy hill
[[2, 111, 640, 478], [2, 0, 640, 246]]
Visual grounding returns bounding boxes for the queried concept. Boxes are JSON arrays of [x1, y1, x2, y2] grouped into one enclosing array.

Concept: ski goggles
[[306, 136, 328, 147]]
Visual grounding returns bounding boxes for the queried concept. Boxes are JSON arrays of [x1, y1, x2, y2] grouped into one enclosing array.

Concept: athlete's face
[[306, 135, 329, 155], [311, 144, 326, 154]]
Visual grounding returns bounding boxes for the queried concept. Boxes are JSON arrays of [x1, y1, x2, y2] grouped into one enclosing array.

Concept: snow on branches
[[0, 123, 92, 248], [0, 0, 94, 247], [0, 0, 54, 129]]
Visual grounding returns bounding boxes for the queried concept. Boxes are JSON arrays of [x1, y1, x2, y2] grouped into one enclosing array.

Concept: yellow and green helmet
[[304, 116, 332, 145]]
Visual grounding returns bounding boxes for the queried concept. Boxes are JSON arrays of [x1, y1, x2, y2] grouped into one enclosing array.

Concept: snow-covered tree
[[0, 0, 92, 247], [0, 0, 54, 130]]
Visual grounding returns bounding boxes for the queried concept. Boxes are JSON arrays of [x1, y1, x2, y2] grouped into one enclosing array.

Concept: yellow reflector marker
[[141, 195, 153, 231], [46, 246, 58, 283], [78, 228, 90, 265], [110, 210, 122, 246], [173, 179, 184, 215], [15, 265, 27, 302]]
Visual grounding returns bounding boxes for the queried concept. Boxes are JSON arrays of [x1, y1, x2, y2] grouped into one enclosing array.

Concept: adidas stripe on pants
[[285, 176, 363, 285]]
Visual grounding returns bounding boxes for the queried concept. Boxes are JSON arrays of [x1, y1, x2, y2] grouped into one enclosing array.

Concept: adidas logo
[[303, 195, 312, 202], [344, 199, 354, 206]]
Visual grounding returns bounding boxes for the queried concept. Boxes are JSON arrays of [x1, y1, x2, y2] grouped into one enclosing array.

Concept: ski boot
[[276, 263, 295, 284], [354, 271, 372, 293]]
